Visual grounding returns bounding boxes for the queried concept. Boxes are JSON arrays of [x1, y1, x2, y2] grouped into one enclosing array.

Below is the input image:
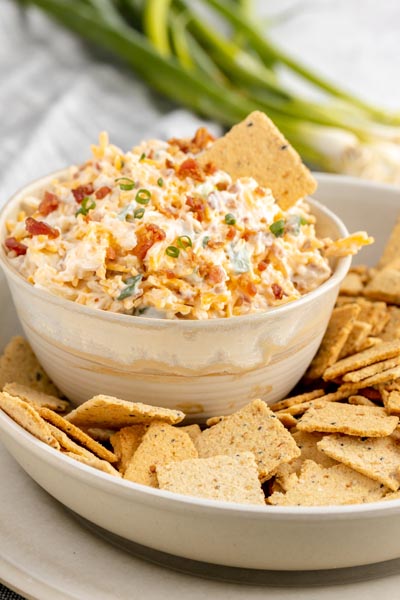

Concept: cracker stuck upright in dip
[[3, 112, 372, 319]]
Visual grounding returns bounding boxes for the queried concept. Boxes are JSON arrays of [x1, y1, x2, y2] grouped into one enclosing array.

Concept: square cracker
[[65, 395, 184, 429], [0, 336, 58, 395], [124, 421, 198, 487], [381, 307, 400, 342], [48, 423, 106, 461], [0, 391, 59, 449], [157, 452, 265, 505], [355, 299, 389, 336], [318, 434, 400, 491], [342, 356, 400, 383], [63, 452, 121, 477], [197, 111, 317, 209], [297, 402, 398, 437], [339, 272, 365, 296], [179, 424, 202, 446], [38, 407, 117, 463], [269, 389, 325, 412], [364, 269, 400, 305], [338, 321, 372, 359], [195, 399, 300, 481], [3, 382, 69, 413], [275, 430, 337, 491], [268, 460, 386, 506], [305, 304, 361, 381], [110, 425, 148, 475], [383, 391, 400, 415], [323, 339, 400, 381]]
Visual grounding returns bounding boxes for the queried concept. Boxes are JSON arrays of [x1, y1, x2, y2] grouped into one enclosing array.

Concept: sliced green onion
[[116, 177, 135, 191], [133, 207, 145, 219], [269, 219, 286, 237], [300, 216, 309, 226], [202, 236, 210, 248], [135, 188, 151, 205], [139, 152, 146, 161], [177, 235, 192, 249], [117, 274, 142, 301], [75, 197, 96, 217], [157, 177, 164, 187], [166, 245, 180, 258], [224, 213, 236, 225]]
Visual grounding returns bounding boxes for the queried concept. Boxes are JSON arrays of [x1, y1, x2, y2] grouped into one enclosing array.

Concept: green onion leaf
[[135, 188, 151, 205], [139, 152, 146, 161], [177, 235, 192, 249], [157, 177, 164, 187], [224, 213, 236, 225], [117, 274, 142, 301], [75, 197, 96, 217], [202, 236, 210, 248], [269, 219, 286, 237], [300, 217, 309, 226], [166, 245, 180, 258], [116, 177, 136, 191]]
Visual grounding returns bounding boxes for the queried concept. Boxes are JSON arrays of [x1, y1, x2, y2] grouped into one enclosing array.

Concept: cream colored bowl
[[0, 170, 350, 419]]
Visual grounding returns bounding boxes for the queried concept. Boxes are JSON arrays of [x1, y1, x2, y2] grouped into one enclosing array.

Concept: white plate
[[1, 174, 400, 575]]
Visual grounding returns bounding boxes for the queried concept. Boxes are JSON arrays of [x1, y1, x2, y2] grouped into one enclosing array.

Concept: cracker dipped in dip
[[3, 112, 372, 320]]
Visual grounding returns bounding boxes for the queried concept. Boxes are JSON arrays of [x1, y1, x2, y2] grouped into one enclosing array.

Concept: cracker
[[65, 395, 185, 429], [339, 272, 365, 296], [355, 299, 389, 335], [383, 391, 400, 415], [3, 382, 69, 413], [157, 452, 265, 505], [348, 395, 376, 407], [343, 364, 400, 388], [267, 460, 386, 506], [64, 452, 121, 477], [357, 337, 383, 352], [124, 421, 198, 487], [378, 216, 400, 269], [38, 407, 117, 463], [195, 399, 300, 481], [338, 321, 372, 359], [323, 340, 400, 381], [0, 391, 59, 449], [48, 423, 103, 461], [275, 431, 337, 491], [179, 424, 202, 445], [276, 412, 298, 428], [342, 356, 400, 383], [205, 416, 225, 427], [0, 336, 58, 395], [110, 425, 148, 475], [305, 304, 361, 380], [364, 269, 400, 305], [381, 307, 400, 342], [277, 389, 352, 417], [81, 428, 115, 442], [318, 434, 400, 491], [197, 111, 316, 209], [297, 402, 398, 437], [269, 389, 325, 412]]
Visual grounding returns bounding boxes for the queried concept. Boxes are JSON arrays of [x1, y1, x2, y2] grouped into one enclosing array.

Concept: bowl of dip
[[0, 131, 361, 418]]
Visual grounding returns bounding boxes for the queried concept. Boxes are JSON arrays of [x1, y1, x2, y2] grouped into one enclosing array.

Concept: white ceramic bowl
[[1, 174, 400, 572], [0, 171, 350, 419]]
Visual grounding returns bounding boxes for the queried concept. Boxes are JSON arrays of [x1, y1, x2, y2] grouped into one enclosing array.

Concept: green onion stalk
[[18, 0, 400, 184]]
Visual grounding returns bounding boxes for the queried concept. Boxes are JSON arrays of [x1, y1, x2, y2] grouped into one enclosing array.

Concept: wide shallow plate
[[1, 173, 400, 574]]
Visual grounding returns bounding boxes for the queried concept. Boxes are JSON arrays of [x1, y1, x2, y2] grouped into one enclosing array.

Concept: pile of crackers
[[1, 218, 400, 506]]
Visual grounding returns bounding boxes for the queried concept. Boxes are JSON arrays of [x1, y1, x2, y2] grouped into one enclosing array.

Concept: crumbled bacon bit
[[216, 181, 228, 191], [207, 240, 224, 249], [5, 237, 27, 256], [105, 247, 116, 261], [176, 158, 204, 182], [238, 274, 257, 297], [203, 161, 216, 175], [25, 217, 59, 239], [226, 225, 236, 241], [255, 186, 265, 196], [95, 186, 112, 200], [272, 283, 284, 300], [168, 127, 215, 154], [186, 195, 206, 222], [132, 224, 166, 261], [165, 158, 175, 169], [199, 264, 225, 284], [38, 191, 59, 216], [258, 260, 269, 272], [72, 184, 94, 203], [166, 270, 175, 279]]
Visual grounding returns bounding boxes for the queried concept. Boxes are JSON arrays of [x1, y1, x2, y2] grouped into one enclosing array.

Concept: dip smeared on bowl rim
[[3, 112, 372, 320]]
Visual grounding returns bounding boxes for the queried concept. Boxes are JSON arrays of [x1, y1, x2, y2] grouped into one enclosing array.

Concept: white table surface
[[1, 1, 400, 597]]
